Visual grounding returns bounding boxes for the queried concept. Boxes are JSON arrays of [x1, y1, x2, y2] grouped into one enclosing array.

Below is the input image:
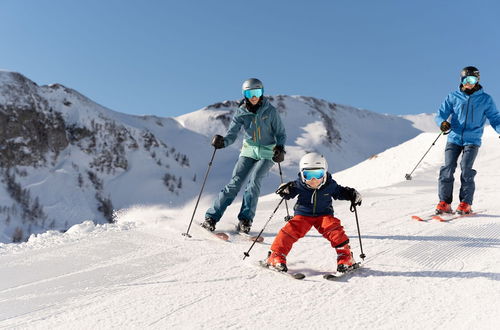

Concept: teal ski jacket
[[223, 97, 286, 160]]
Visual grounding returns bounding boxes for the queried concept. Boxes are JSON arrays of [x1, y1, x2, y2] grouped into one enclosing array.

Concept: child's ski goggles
[[462, 76, 478, 85], [243, 88, 263, 99], [302, 169, 325, 180]]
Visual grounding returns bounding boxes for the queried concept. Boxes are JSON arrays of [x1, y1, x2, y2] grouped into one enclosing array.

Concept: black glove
[[211, 135, 225, 149], [345, 187, 362, 206], [440, 121, 451, 133], [272, 145, 285, 163], [276, 181, 294, 199]]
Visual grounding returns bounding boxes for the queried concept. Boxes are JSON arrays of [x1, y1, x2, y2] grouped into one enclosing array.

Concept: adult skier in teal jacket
[[202, 78, 286, 233], [435, 66, 500, 215]]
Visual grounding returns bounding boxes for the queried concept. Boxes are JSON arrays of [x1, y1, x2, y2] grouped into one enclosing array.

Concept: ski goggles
[[462, 76, 478, 85], [243, 88, 263, 99], [302, 169, 325, 180]]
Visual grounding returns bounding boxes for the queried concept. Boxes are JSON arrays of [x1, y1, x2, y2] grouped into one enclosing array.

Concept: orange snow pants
[[270, 214, 349, 256]]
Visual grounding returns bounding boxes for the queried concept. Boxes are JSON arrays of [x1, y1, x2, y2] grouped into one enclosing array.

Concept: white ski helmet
[[299, 152, 328, 182]]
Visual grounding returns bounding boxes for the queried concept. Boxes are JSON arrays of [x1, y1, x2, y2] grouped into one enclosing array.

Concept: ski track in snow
[[1, 129, 500, 329]]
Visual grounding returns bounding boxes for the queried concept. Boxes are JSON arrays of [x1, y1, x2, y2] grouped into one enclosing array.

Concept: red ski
[[411, 210, 483, 222], [432, 211, 479, 222]]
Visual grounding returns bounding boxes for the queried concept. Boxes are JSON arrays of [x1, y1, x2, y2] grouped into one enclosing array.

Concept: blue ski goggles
[[302, 169, 325, 180], [462, 76, 478, 85], [243, 88, 263, 99]]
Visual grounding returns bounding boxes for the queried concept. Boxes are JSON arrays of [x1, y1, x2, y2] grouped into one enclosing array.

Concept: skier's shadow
[[292, 267, 500, 282]]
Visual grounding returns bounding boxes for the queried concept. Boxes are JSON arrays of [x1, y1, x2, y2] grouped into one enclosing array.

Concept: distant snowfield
[[1, 128, 499, 329]]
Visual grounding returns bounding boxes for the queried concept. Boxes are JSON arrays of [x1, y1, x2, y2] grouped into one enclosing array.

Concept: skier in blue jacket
[[202, 78, 287, 233], [435, 66, 500, 215]]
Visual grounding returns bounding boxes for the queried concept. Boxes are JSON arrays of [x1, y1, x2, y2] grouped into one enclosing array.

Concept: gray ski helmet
[[460, 66, 480, 79], [242, 78, 264, 93]]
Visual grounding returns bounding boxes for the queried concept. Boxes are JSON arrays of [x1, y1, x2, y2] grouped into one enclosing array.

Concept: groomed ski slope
[[1, 128, 499, 329]]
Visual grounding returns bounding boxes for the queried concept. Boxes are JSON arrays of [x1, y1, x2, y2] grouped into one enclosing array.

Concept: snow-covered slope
[[1, 128, 498, 329]]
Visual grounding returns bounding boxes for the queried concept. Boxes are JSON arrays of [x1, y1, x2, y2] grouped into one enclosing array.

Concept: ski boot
[[336, 244, 356, 273], [237, 219, 252, 234], [456, 202, 472, 215], [266, 251, 288, 272], [435, 201, 453, 215], [201, 218, 216, 232]]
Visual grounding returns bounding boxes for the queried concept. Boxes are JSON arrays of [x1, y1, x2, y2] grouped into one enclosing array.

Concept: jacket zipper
[[253, 117, 257, 142], [312, 190, 317, 216], [461, 97, 471, 144]]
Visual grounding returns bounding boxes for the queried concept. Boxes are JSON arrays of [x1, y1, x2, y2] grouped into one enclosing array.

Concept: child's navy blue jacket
[[285, 172, 353, 217]]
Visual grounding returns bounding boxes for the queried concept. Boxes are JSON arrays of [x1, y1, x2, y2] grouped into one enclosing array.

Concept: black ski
[[258, 260, 305, 280], [323, 262, 361, 280]]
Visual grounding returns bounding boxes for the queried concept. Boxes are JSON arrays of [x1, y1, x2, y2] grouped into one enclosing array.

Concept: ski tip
[[252, 236, 264, 243], [411, 216, 424, 222], [215, 232, 230, 241], [323, 274, 337, 280], [432, 215, 446, 222], [292, 273, 306, 280]]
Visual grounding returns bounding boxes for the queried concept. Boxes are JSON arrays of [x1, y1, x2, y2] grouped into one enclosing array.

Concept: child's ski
[[258, 260, 305, 280], [323, 262, 362, 280]]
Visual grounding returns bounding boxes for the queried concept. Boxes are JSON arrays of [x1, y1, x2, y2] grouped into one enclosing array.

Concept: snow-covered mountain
[[177, 96, 437, 178], [0, 71, 205, 242], [0, 71, 436, 242]]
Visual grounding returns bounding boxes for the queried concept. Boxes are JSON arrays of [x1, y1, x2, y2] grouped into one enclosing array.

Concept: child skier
[[265, 152, 362, 273]]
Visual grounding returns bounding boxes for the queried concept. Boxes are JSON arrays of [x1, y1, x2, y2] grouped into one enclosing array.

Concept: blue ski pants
[[205, 156, 274, 224], [438, 142, 479, 205]]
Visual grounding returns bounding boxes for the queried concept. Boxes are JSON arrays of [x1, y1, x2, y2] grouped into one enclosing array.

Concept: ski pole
[[405, 131, 446, 180], [277, 162, 293, 221], [243, 197, 285, 260], [350, 203, 366, 260], [182, 148, 217, 238]]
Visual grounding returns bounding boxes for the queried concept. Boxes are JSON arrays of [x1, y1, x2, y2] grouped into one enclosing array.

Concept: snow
[[1, 128, 499, 329]]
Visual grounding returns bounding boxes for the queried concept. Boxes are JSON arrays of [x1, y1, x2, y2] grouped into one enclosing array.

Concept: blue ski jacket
[[284, 172, 353, 217], [223, 97, 286, 160], [435, 86, 500, 146]]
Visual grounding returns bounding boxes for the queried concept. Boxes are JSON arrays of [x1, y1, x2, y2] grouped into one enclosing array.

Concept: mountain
[[0, 71, 436, 242], [177, 96, 437, 178], [0, 71, 204, 242]]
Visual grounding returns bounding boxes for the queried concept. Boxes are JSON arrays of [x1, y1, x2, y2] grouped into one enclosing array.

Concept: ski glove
[[276, 181, 294, 199], [272, 145, 285, 163], [345, 187, 362, 206], [440, 121, 451, 133], [211, 134, 225, 149]]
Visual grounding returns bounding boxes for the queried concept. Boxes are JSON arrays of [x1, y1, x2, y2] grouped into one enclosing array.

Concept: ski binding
[[323, 262, 361, 280]]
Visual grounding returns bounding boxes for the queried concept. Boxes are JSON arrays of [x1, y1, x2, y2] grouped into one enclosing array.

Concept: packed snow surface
[[1, 128, 499, 329]]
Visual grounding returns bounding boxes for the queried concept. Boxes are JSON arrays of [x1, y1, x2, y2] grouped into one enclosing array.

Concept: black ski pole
[[243, 197, 285, 260], [277, 162, 293, 221], [182, 148, 217, 238], [350, 203, 366, 260], [405, 131, 446, 180]]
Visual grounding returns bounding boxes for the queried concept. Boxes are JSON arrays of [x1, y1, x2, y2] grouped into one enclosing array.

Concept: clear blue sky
[[1, 0, 499, 117]]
